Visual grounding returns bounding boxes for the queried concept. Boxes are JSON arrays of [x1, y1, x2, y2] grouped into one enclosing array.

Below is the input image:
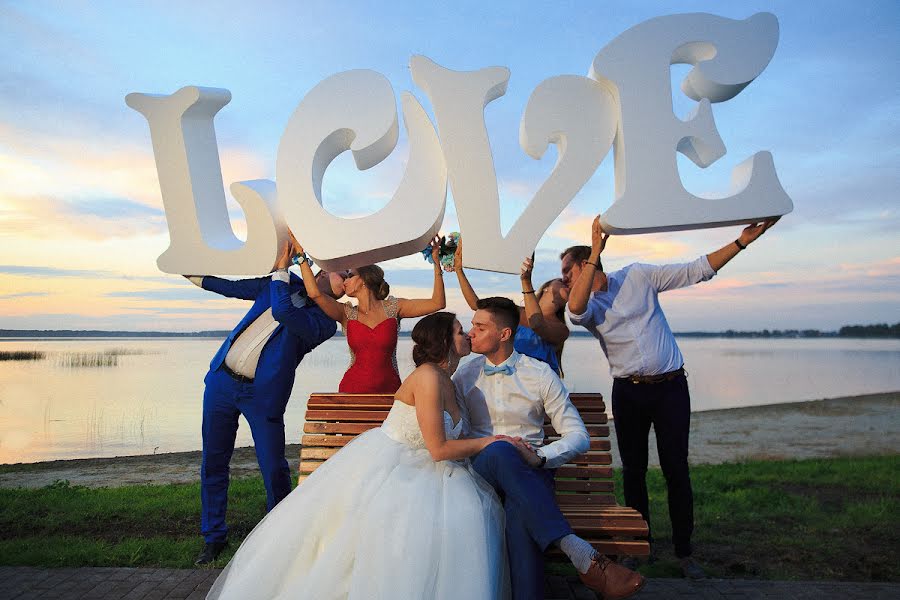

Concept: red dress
[[338, 297, 402, 394]]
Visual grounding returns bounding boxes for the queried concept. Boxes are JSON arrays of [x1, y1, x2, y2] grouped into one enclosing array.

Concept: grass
[[53, 348, 154, 368], [0, 456, 897, 580], [0, 350, 45, 361], [616, 455, 900, 581]]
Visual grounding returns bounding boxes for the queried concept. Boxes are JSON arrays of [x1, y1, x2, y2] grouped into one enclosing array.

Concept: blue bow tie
[[484, 363, 515, 377]]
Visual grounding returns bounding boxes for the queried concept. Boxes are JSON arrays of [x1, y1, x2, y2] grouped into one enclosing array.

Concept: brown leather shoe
[[578, 555, 645, 600]]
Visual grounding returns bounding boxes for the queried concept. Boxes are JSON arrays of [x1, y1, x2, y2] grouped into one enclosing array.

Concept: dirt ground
[[1, 391, 897, 489]]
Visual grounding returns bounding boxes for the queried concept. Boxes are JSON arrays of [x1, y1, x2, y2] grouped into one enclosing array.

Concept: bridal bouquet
[[421, 232, 459, 270]]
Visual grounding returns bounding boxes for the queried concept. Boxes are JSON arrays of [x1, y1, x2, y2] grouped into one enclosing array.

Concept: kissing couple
[[207, 298, 644, 600]]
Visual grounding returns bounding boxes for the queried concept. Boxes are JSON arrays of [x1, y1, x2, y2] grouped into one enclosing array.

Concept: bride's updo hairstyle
[[357, 265, 390, 300], [411, 312, 457, 367]]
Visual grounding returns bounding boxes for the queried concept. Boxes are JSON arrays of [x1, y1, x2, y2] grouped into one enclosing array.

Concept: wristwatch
[[292, 252, 313, 267], [536, 450, 547, 468]]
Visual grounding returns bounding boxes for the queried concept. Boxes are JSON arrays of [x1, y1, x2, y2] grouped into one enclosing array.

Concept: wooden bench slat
[[305, 410, 393, 422], [564, 401, 607, 411], [554, 480, 614, 493], [555, 466, 613, 479], [542, 439, 611, 452], [301, 447, 340, 460], [556, 494, 618, 505], [303, 422, 379, 434], [545, 425, 609, 436], [299, 460, 324, 475], [545, 412, 607, 425], [561, 507, 645, 519], [567, 454, 612, 465], [301, 435, 354, 447], [561, 523, 649, 537], [548, 540, 650, 557], [565, 519, 649, 536], [306, 403, 393, 412], [309, 394, 396, 405]]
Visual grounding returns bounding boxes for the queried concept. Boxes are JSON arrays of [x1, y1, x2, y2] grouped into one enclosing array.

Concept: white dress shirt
[[567, 256, 716, 378], [453, 351, 590, 469], [189, 270, 307, 378]]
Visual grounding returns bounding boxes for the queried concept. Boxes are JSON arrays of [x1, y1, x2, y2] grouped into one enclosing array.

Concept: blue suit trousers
[[201, 368, 292, 544], [472, 441, 573, 600]]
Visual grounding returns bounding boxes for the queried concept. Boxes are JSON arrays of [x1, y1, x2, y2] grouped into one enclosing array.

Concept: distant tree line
[[0, 329, 231, 338], [675, 329, 837, 339], [837, 322, 900, 338], [675, 323, 899, 339], [1, 323, 898, 338]]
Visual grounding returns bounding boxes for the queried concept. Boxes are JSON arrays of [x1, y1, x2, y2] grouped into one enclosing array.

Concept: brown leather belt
[[223, 363, 254, 384], [616, 367, 685, 385]]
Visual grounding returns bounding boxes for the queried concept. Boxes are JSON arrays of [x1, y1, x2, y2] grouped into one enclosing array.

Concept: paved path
[[2, 567, 898, 599]]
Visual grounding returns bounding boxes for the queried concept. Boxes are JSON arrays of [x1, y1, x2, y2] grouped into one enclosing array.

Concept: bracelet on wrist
[[734, 239, 747, 251], [522, 289, 536, 294], [586, 261, 601, 269]]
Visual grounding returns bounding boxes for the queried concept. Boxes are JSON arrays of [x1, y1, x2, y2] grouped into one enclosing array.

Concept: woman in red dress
[[293, 235, 446, 393]]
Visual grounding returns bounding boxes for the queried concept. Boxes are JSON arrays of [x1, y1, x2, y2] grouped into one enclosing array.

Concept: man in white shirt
[[454, 297, 644, 600], [187, 238, 347, 564], [564, 216, 778, 578]]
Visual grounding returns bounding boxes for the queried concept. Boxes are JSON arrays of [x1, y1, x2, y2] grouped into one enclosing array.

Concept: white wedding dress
[[206, 400, 509, 600]]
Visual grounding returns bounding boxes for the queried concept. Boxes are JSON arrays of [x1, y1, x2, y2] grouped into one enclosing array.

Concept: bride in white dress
[[206, 312, 511, 600]]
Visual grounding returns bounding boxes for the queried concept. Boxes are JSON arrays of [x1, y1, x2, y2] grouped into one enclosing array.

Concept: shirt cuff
[[538, 444, 567, 469], [699, 255, 716, 278], [271, 270, 290, 284], [566, 305, 589, 324], [186, 276, 204, 288]]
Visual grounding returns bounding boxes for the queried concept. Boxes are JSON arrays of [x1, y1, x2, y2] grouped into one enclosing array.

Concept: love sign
[[127, 12, 792, 276]]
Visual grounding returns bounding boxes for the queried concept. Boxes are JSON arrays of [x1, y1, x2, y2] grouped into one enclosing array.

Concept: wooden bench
[[299, 392, 650, 558]]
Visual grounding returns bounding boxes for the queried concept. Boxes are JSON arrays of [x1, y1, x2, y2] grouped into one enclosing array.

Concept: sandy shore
[[1, 391, 897, 489]]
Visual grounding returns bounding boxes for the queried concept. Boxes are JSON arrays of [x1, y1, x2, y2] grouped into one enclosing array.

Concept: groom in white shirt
[[453, 297, 644, 600]]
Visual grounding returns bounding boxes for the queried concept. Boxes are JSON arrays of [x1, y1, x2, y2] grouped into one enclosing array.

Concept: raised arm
[[520, 255, 569, 346], [706, 218, 779, 272], [414, 368, 501, 462], [183, 274, 269, 301], [291, 235, 347, 326], [566, 215, 608, 316], [449, 236, 480, 311], [397, 236, 447, 318], [270, 267, 337, 345]]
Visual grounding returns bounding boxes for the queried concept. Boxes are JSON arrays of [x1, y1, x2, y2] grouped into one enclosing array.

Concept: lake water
[[1, 337, 898, 464]]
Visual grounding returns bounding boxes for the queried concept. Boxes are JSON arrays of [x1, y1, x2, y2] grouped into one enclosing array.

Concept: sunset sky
[[1, 1, 897, 332]]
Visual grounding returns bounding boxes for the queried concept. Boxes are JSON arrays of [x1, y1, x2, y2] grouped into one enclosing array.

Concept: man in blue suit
[[187, 239, 346, 564]]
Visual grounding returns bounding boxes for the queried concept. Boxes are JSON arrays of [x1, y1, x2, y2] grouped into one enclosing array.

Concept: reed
[[0, 350, 46, 361], [103, 347, 155, 356], [52, 347, 155, 368], [55, 352, 119, 368]]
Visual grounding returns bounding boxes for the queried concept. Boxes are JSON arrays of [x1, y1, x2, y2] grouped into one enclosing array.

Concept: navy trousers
[[611, 372, 694, 558], [472, 441, 573, 600], [201, 369, 292, 544]]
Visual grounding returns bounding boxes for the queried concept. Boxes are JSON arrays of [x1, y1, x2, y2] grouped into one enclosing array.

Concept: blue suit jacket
[[202, 273, 337, 403]]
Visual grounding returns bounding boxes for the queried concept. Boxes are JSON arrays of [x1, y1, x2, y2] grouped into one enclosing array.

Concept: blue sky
[[0, 0, 897, 331]]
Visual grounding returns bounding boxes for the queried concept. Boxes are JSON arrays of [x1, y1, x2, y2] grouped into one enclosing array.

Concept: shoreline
[[1, 391, 897, 489]]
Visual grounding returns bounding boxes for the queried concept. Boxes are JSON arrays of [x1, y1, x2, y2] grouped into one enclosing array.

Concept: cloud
[[0, 193, 167, 240], [105, 287, 211, 302], [0, 265, 173, 283], [0, 265, 120, 278], [119, 306, 246, 315], [0, 291, 48, 299], [548, 213, 695, 262]]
